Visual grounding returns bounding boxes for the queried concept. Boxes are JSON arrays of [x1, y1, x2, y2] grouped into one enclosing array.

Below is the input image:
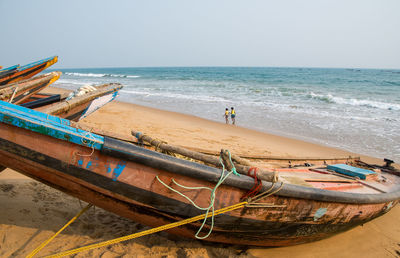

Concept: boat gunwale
[[102, 137, 400, 204]]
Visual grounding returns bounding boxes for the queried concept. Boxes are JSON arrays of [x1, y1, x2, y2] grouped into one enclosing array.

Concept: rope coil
[[156, 149, 239, 239]]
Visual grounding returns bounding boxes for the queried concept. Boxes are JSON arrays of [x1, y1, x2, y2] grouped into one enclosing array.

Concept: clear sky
[[1, 0, 399, 69]]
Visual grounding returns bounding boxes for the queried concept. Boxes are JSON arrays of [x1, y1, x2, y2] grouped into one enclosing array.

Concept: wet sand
[[0, 93, 399, 257]]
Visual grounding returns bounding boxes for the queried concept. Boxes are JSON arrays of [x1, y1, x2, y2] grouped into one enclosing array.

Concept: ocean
[[51, 67, 400, 161]]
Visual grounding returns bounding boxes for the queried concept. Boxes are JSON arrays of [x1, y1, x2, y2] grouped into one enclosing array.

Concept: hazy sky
[[1, 0, 399, 69]]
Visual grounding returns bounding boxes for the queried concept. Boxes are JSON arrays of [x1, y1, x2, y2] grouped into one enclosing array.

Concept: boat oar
[[131, 130, 278, 182]]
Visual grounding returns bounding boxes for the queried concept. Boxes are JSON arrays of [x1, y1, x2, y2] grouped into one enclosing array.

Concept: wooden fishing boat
[[0, 72, 61, 104], [0, 101, 399, 247], [33, 83, 123, 121], [0, 56, 58, 86], [0, 64, 19, 78], [0, 64, 19, 72]]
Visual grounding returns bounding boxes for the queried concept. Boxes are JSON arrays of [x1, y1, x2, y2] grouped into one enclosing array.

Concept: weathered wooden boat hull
[[34, 83, 122, 121], [0, 72, 61, 104], [0, 102, 398, 247], [0, 65, 19, 79], [0, 56, 58, 86]]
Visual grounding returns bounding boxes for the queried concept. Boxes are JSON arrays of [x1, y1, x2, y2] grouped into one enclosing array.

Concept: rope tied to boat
[[156, 149, 239, 239], [43, 201, 248, 258], [26, 203, 93, 258], [241, 167, 263, 200], [245, 181, 285, 208], [75, 129, 96, 157]]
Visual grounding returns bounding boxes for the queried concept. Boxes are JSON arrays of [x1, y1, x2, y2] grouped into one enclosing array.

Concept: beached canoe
[[0, 72, 61, 104], [0, 56, 58, 86], [0, 101, 399, 247]]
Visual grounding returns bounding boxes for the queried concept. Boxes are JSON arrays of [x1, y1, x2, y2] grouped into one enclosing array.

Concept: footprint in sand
[[0, 183, 14, 192]]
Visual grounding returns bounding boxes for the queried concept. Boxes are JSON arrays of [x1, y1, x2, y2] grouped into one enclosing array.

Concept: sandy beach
[[1, 95, 399, 257]]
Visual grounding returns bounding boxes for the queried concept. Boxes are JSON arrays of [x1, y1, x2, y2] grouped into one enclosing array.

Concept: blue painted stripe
[[0, 64, 20, 72], [18, 56, 57, 70], [0, 100, 104, 149]]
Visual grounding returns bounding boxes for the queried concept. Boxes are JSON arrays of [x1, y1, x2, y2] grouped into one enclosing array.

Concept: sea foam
[[65, 72, 140, 78], [309, 92, 400, 110]]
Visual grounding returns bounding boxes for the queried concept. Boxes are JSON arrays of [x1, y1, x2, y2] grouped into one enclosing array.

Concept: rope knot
[[220, 149, 240, 176]]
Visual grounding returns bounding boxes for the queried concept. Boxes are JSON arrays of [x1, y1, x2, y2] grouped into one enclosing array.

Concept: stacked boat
[[0, 56, 122, 121]]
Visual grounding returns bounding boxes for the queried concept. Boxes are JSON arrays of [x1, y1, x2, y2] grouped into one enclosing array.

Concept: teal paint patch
[[106, 165, 112, 173], [77, 159, 83, 167], [112, 161, 126, 181], [314, 208, 327, 221], [86, 161, 92, 169]]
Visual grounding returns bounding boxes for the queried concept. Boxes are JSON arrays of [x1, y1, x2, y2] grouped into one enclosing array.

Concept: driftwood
[[131, 130, 278, 182]]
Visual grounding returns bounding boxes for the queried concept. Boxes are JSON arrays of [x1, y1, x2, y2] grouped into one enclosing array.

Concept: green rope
[[223, 150, 240, 177], [156, 150, 239, 239]]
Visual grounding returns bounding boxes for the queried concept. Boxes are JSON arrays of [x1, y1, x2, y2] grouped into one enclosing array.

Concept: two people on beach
[[224, 107, 236, 125]]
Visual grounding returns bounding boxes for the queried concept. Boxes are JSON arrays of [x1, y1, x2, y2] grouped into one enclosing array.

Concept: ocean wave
[[55, 79, 95, 86], [65, 72, 140, 78], [120, 89, 227, 103], [308, 92, 335, 103], [65, 72, 105, 77], [309, 92, 400, 110]]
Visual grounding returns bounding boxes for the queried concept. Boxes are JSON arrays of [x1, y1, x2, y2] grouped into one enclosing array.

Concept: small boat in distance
[[0, 100, 399, 247], [0, 56, 58, 86]]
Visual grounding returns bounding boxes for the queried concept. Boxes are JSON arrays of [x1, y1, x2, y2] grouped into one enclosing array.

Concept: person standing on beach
[[224, 108, 229, 124], [230, 107, 236, 125]]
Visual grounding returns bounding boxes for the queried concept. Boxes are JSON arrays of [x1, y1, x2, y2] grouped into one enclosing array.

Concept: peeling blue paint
[[314, 208, 327, 221], [86, 161, 92, 169], [77, 159, 83, 167], [0, 100, 104, 149], [112, 161, 126, 181], [106, 165, 112, 173]]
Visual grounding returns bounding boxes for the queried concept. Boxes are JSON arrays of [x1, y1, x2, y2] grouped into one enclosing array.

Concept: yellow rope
[[44, 201, 248, 258], [26, 203, 93, 258]]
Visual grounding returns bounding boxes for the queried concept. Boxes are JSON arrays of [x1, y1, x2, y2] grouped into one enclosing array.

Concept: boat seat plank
[[327, 164, 377, 180]]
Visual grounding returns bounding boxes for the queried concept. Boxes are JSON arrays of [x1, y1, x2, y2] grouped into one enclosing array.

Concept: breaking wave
[[120, 89, 227, 103], [65, 72, 140, 78], [308, 92, 400, 110]]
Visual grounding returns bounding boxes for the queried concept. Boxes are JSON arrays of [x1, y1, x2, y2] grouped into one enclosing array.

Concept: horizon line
[[49, 65, 400, 71]]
